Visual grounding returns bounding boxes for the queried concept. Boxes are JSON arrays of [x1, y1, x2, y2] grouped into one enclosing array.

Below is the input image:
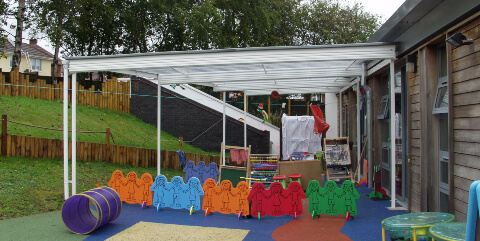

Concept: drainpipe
[[362, 84, 373, 188], [360, 63, 374, 188]]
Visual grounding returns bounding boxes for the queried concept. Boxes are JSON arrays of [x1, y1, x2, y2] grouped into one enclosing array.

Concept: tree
[[184, 0, 223, 50], [117, 0, 155, 53], [0, 0, 8, 58], [296, 0, 380, 45], [11, 0, 25, 71], [213, 0, 299, 48], [33, 0, 74, 83], [61, 0, 120, 57]]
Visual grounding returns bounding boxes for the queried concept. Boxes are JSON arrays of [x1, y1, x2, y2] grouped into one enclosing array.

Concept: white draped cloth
[[281, 114, 322, 160]]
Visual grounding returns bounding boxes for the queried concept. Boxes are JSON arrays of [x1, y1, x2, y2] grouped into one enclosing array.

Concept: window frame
[[433, 44, 448, 114], [433, 78, 448, 114], [31, 58, 42, 72], [377, 95, 389, 120], [438, 114, 449, 212]]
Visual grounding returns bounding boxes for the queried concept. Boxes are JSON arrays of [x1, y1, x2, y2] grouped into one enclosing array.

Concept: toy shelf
[[323, 137, 353, 182], [249, 154, 279, 185]]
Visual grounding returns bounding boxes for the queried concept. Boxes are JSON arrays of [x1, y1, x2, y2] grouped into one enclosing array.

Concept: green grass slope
[[0, 156, 184, 220], [0, 95, 204, 220], [0, 95, 216, 155]]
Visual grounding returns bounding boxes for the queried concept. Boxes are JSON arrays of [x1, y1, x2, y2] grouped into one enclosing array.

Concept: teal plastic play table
[[381, 212, 455, 241], [429, 222, 466, 241]]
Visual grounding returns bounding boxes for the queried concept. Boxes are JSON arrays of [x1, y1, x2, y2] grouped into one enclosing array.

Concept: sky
[[359, 0, 406, 21], [4, 0, 406, 55]]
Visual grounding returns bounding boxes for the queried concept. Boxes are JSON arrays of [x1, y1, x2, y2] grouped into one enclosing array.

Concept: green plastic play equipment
[[306, 180, 360, 219], [369, 165, 383, 199]]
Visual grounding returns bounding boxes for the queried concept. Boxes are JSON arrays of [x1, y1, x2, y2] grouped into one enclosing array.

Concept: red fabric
[[230, 149, 241, 164], [240, 150, 249, 163], [310, 105, 330, 135], [230, 149, 249, 164]]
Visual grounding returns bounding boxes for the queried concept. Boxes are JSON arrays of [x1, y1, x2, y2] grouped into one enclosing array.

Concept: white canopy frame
[[62, 42, 400, 209]]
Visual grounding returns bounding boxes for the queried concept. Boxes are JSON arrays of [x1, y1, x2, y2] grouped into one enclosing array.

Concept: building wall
[[338, 2, 480, 223], [370, 75, 382, 173], [340, 89, 358, 171], [407, 56, 422, 213], [0, 55, 52, 75], [0, 57, 9, 71], [130, 78, 271, 154], [400, 14, 480, 222], [450, 16, 480, 222]]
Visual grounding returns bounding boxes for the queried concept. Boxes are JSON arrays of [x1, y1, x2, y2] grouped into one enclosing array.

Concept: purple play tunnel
[[62, 187, 122, 234]]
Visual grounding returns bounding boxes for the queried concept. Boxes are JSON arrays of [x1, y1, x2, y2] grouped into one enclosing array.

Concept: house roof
[[2, 39, 54, 59], [65, 42, 396, 96]]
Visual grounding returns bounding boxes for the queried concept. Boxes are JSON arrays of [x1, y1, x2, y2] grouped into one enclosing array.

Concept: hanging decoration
[[257, 103, 269, 124], [271, 90, 279, 98], [310, 105, 330, 135], [229, 92, 238, 101]]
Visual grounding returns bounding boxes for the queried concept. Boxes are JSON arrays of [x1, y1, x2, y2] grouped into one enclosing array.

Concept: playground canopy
[[62, 42, 401, 208], [65, 43, 395, 96]]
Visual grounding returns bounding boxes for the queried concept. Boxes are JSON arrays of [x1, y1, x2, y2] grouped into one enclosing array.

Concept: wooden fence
[[0, 115, 234, 171], [0, 133, 236, 170], [0, 71, 130, 113]]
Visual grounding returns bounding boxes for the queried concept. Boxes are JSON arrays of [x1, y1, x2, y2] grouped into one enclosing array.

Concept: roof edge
[[65, 42, 395, 60]]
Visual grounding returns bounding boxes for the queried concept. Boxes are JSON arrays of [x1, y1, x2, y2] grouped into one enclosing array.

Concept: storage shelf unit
[[324, 137, 353, 181], [249, 154, 279, 184]]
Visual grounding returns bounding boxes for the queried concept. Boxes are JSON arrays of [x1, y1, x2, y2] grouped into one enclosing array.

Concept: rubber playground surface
[[0, 186, 407, 241]]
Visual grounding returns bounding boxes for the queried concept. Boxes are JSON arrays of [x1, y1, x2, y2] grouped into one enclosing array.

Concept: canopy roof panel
[[65, 42, 395, 96]]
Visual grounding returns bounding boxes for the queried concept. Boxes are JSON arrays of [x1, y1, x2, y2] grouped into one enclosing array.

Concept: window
[[433, 80, 448, 113], [9, 56, 12, 67], [433, 45, 448, 114], [436, 43, 449, 213], [311, 93, 322, 101], [439, 114, 449, 212], [31, 58, 42, 72], [377, 95, 389, 119]]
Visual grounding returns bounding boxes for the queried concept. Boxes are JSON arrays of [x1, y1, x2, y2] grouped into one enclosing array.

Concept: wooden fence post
[[288, 99, 291, 116], [106, 128, 110, 145], [178, 136, 183, 151], [105, 128, 111, 162], [1, 114, 6, 156], [307, 100, 310, 116]]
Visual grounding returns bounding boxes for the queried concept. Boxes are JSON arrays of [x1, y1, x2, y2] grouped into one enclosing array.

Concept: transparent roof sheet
[[65, 43, 395, 95]]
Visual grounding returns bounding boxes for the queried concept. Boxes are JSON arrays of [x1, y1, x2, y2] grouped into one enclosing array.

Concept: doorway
[[379, 66, 408, 202]]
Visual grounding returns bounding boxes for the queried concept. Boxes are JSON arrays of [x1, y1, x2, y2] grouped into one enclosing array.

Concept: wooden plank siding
[[450, 16, 480, 222], [0, 73, 130, 113], [408, 54, 423, 213], [0, 133, 230, 171]]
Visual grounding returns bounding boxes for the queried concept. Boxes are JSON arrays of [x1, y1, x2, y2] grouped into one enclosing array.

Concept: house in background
[[0, 39, 58, 76], [340, 0, 480, 222]]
